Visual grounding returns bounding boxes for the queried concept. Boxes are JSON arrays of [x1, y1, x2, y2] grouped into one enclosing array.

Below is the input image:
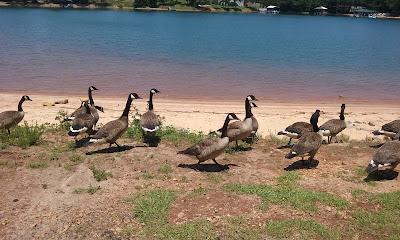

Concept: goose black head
[[95, 105, 105, 113], [228, 113, 240, 121], [246, 95, 258, 102], [150, 88, 160, 94], [89, 86, 98, 91], [23, 95, 32, 101], [129, 93, 142, 100]]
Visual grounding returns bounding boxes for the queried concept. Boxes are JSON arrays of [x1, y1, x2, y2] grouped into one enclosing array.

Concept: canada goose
[[178, 113, 240, 169], [278, 112, 315, 146], [366, 134, 400, 175], [140, 88, 161, 137], [245, 102, 259, 142], [319, 104, 350, 144], [372, 120, 400, 139], [64, 86, 104, 123], [89, 93, 141, 148], [285, 110, 322, 167], [0, 95, 32, 135], [68, 100, 96, 138], [223, 95, 258, 147]]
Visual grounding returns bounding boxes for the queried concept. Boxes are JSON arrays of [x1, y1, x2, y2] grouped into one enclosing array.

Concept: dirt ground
[[0, 131, 399, 240]]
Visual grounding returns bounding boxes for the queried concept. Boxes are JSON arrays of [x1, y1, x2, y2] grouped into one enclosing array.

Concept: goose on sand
[[0, 95, 32, 135], [319, 104, 351, 144], [68, 100, 96, 138], [372, 120, 400, 139], [278, 111, 315, 146], [140, 88, 161, 138]]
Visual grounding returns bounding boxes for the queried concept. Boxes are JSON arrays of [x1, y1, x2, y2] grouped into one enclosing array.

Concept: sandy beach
[[1, 93, 399, 141]]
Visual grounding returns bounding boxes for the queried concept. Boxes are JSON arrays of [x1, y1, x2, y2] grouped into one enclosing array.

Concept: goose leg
[[287, 138, 292, 146], [328, 136, 331, 144], [212, 158, 223, 169], [7, 129, 10, 135], [115, 142, 122, 148], [235, 141, 239, 148]]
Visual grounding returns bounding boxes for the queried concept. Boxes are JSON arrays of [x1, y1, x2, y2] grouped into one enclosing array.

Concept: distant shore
[[1, 92, 399, 141], [1, 2, 399, 20]]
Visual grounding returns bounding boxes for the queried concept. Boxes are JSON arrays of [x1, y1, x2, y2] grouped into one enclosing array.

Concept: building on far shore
[[259, 5, 280, 14], [314, 6, 328, 15]]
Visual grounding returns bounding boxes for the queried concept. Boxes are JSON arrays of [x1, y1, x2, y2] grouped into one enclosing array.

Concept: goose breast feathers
[[140, 110, 160, 132], [91, 117, 128, 143], [320, 119, 347, 135], [373, 141, 400, 165], [0, 111, 25, 129], [180, 137, 229, 162], [291, 132, 322, 157]]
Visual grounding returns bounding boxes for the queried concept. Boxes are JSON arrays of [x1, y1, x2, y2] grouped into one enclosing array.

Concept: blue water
[[0, 8, 399, 101]]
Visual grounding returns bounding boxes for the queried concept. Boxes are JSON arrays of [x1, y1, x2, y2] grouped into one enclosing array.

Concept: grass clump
[[158, 164, 173, 174], [224, 173, 348, 212], [90, 166, 112, 181], [73, 185, 100, 195], [28, 161, 48, 169], [266, 133, 288, 146], [265, 219, 340, 240], [141, 171, 155, 179], [0, 122, 45, 148], [70, 153, 84, 163], [130, 189, 215, 239]]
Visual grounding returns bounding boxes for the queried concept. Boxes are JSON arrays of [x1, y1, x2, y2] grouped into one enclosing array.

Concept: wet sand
[[0, 93, 399, 140]]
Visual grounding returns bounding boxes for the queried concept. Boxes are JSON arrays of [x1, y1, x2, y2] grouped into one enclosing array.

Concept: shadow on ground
[[178, 163, 238, 172], [284, 159, 319, 171], [365, 170, 399, 181]]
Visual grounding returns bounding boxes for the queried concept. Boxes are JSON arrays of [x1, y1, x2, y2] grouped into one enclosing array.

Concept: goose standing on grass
[[222, 95, 258, 147], [140, 88, 161, 138], [65, 86, 104, 124], [0, 95, 32, 135], [319, 104, 350, 144], [278, 112, 315, 146], [68, 100, 95, 139], [366, 134, 400, 175], [372, 120, 400, 139], [285, 110, 322, 167], [178, 113, 240, 169], [89, 93, 141, 148]]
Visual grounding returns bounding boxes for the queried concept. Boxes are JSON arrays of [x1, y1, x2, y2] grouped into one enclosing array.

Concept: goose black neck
[[310, 113, 320, 132], [339, 108, 345, 121], [84, 103, 91, 114], [220, 116, 231, 138], [122, 96, 133, 117], [148, 92, 154, 111], [17, 97, 25, 112], [88, 88, 94, 106], [245, 99, 253, 118]]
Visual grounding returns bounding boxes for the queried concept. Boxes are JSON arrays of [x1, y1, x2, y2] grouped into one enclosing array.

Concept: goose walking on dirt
[[0, 95, 32, 135], [68, 100, 96, 139], [64, 86, 104, 126], [278, 111, 315, 146], [366, 133, 400, 175], [285, 110, 322, 167], [89, 93, 141, 148], [178, 113, 240, 169], [319, 104, 350, 144], [218, 95, 258, 148], [140, 88, 161, 140], [372, 120, 400, 139]]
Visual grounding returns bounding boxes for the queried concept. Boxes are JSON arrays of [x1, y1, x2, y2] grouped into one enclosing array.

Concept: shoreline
[[1, 3, 399, 20], [1, 92, 399, 141]]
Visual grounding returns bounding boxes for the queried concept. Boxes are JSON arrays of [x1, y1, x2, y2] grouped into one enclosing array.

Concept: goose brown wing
[[71, 113, 95, 130], [0, 111, 20, 127], [91, 119, 124, 140], [140, 111, 160, 130], [292, 132, 322, 156], [285, 122, 312, 134], [373, 141, 400, 164], [179, 137, 219, 156], [320, 119, 346, 135], [382, 120, 400, 133]]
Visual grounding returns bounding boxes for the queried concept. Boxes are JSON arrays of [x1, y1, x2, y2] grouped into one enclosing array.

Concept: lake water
[[0, 8, 399, 102]]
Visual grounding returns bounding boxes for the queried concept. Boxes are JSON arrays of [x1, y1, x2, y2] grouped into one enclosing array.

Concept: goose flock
[[1, 87, 400, 178]]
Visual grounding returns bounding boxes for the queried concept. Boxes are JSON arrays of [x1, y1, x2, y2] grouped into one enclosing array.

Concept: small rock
[[368, 122, 375, 126], [12, 199, 18, 202], [54, 99, 68, 104]]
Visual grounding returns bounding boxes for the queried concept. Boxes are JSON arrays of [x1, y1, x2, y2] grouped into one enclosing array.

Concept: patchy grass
[[276, 171, 301, 186], [222, 216, 261, 240], [28, 161, 48, 169], [188, 187, 208, 198], [73, 186, 100, 195], [0, 122, 45, 148], [141, 171, 155, 180], [265, 219, 341, 240], [336, 133, 350, 143], [48, 147, 62, 161], [266, 133, 288, 146], [158, 164, 173, 174], [130, 189, 214, 239], [70, 153, 84, 163], [90, 166, 112, 181], [225, 173, 348, 212], [205, 173, 224, 184]]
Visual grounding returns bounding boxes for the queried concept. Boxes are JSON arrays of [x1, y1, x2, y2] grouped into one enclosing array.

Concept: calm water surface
[[0, 8, 399, 102]]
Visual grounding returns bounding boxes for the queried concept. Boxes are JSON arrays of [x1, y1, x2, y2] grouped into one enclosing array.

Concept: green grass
[[70, 153, 84, 163], [188, 187, 208, 198], [0, 122, 44, 148], [224, 173, 348, 212], [48, 147, 62, 161], [28, 161, 48, 169], [89, 166, 112, 181], [141, 171, 155, 179], [158, 164, 173, 174], [222, 217, 261, 240], [265, 219, 340, 240], [266, 133, 288, 146], [130, 189, 215, 239], [73, 185, 100, 195]]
